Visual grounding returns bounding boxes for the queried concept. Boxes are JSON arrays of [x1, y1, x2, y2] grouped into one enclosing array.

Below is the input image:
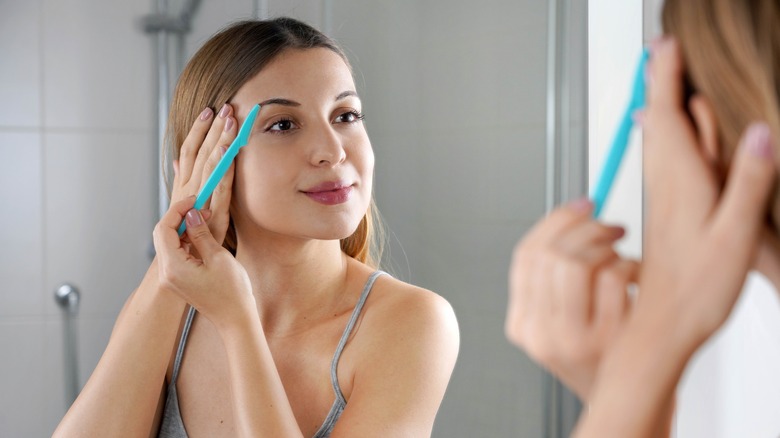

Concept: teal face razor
[[590, 49, 650, 218], [178, 103, 261, 236]]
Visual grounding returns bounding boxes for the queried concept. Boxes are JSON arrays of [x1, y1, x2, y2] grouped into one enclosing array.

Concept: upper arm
[[330, 288, 460, 437]]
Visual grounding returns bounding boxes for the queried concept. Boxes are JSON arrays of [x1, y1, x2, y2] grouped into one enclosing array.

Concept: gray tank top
[[158, 271, 386, 438]]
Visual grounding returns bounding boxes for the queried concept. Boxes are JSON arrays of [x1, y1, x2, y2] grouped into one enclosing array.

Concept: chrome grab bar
[[54, 283, 81, 407]]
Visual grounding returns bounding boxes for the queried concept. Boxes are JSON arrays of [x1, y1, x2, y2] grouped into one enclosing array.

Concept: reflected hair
[[163, 18, 384, 267], [662, 0, 780, 230]]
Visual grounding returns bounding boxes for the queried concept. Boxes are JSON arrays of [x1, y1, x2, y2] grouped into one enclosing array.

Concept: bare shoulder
[[369, 274, 458, 334], [354, 270, 460, 369], [331, 266, 459, 433]]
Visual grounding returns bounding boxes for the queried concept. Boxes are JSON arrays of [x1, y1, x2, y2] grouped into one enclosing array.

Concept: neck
[[235, 234, 350, 336]]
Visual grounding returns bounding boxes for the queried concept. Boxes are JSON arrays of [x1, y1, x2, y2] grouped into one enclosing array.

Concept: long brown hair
[[662, 0, 780, 229], [164, 18, 383, 267]]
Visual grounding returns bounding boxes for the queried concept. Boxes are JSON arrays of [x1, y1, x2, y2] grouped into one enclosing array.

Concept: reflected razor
[[178, 103, 261, 236]]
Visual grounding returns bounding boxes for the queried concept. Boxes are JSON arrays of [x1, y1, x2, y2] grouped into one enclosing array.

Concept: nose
[[309, 122, 346, 167]]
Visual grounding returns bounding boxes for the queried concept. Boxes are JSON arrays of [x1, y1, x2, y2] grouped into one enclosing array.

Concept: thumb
[[184, 209, 221, 261], [712, 123, 777, 250]]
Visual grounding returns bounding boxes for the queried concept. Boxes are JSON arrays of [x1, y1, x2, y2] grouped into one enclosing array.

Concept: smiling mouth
[[302, 183, 354, 205]]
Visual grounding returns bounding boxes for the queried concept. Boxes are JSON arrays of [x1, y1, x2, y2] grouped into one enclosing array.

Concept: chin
[[311, 219, 363, 241]]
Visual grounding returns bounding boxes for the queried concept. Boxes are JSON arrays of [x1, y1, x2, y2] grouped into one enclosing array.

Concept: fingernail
[[224, 117, 234, 131], [185, 209, 203, 227], [569, 198, 593, 212], [220, 145, 228, 156], [744, 123, 773, 158], [199, 107, 212, 121], [218, 104, 230, 118], [650, 37, 663, 55], [632, 110, 646, 126]]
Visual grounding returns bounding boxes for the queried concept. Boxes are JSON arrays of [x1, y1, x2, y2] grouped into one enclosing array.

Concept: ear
[[688, 95, 721, 167]]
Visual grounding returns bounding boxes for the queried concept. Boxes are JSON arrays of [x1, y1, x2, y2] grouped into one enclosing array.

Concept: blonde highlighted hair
[[662, 0, 780, 229], [164, 18, 383, 267]]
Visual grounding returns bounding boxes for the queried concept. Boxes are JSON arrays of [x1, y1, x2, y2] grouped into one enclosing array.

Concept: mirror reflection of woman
[[507, 0, 780, 435], [54, 18, 459, 437]]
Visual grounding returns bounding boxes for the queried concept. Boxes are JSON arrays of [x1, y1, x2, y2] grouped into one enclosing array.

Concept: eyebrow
[[257, 91, 360, 108]]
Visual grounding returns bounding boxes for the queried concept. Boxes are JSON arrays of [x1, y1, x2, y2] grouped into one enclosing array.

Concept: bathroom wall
[[0, 0, 156, 435], [0, 0, 550, 436]]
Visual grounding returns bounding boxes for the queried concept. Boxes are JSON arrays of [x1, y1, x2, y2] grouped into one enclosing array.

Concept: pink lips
[[302, 181, 354, 205]]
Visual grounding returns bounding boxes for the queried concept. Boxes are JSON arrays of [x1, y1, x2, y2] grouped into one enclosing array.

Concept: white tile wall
[[42, 318, 69, 434], [418, 0, 548, 131], [42, 0, 153, 130], [0, 321, 49, 437], [0, 132, 44, 317], [0, 0, 42, 128], [43, 131, 155, 317], [185, 0, 255, 58], [2, 1, 157, 434]]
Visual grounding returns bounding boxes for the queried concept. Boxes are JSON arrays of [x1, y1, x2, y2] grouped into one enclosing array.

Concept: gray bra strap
[[329, 271, 387, 403], [171, 306, 197, 385]]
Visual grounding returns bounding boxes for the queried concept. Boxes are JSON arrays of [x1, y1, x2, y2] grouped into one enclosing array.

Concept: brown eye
[[268, 118, 296, 132], [335, 111, 365, 124]]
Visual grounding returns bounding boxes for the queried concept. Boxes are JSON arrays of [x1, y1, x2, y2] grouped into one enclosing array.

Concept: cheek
[[355, 141, 375, 190], [233, 153, 288, 206]]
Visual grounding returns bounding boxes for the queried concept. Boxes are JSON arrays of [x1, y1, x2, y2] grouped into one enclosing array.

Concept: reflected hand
[[506, 200, 637, 400], [153, 196, 255, 331], [170, 104, 238, 245]]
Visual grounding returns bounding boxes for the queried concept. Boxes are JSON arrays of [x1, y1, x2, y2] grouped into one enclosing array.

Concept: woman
[[507, 0, 780, 436], [55, 18, 459, 437]]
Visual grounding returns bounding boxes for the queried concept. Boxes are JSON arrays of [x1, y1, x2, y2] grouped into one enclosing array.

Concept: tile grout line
[[39, 0, 48, 324]]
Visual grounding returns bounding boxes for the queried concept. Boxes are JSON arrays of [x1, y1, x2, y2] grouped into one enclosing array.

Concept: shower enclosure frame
[[545, 0, 589, 435]]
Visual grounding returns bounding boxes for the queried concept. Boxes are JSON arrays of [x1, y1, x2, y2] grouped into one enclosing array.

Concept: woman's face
[[229, 48, 373, 243]]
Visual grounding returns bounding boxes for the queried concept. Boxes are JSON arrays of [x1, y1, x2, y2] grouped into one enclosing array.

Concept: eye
[[335, 110, 365, 124], [267, 118, 297, 133]]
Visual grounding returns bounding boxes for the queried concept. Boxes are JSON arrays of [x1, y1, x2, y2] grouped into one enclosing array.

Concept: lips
[[302, 181, 354, 205]]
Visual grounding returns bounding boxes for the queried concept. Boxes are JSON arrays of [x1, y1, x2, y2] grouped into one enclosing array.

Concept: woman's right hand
[[154, 196, 255, 332], [506, 200, 637, 400], [170, 104, 238, 245]]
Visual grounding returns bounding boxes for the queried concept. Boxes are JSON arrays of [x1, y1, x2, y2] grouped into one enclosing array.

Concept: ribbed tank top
[[158, 271, 386, 438]]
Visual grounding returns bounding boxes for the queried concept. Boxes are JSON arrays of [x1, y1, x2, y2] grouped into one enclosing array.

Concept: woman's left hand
[[637, 38, 778, 349], [153, 196, 255, 330]]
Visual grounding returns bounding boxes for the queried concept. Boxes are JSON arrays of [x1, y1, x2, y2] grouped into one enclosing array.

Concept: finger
[[178, 107, 214, 185], [184, 208, 222, 263], [199, 143, 227, 211], [554, 246, 619, 326], [173, 159, 180, 178], [644, 98, 717, 220], [191, 104, 233, 188], [555, 221, 625, 256], [523, 199, 594, 249], [200, 115, 238, 210], [153, 196, 197, 266], [688, 95, 721, 170], [647, 38, 684, 111], [208, 148, 235, 244], [711, 123, 777, 267], [594, 259, 639, 330], [180, 209, 212, 246], [506, 243, 533, 345]]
